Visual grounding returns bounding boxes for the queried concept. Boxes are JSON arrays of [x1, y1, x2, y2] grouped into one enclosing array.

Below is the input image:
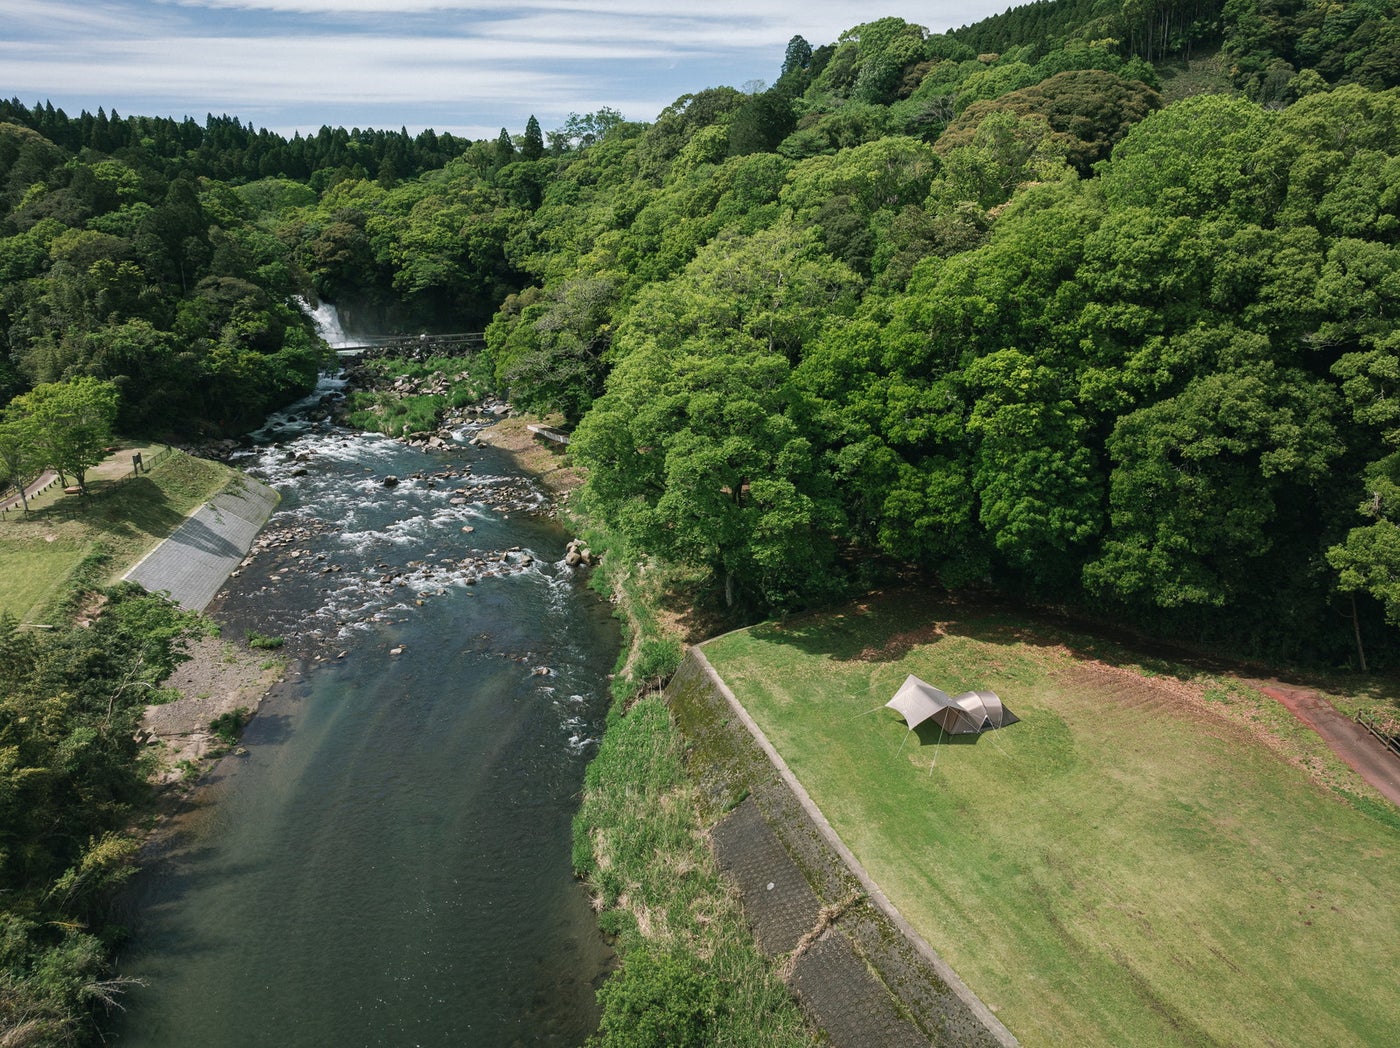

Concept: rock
[[382, 475, 399, 487], [389, 646, 405, 656]]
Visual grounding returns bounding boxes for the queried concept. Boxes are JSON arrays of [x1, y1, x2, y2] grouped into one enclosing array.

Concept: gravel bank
[[141, 634, 285, 781]]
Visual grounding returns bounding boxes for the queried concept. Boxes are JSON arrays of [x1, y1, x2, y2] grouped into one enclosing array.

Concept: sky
[[1, 0, 1015, 142]]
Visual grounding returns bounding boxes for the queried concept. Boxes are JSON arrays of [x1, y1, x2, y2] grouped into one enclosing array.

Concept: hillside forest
[[5, 0, 1400, 1041], [4, 1, 1400, 661]]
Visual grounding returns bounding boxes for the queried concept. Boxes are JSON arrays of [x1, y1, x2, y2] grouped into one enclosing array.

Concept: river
[[112, 381, 619, 1046]]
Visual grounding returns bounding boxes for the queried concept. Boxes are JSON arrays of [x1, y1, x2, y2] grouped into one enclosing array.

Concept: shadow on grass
[[750, 589, 1400, 718], [741, 587, 1244, 689], [49, 477, 187, 539], [909, 721, 985, 748]]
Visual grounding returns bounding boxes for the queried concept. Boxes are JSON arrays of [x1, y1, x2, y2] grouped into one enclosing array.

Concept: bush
[[209, 707, 249, 745], [624, 638, 682, 702], [589, 946, 722, 1048]]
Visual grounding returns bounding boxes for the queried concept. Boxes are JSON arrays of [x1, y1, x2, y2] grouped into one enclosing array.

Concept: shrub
[[589, 946, 722, 1048]]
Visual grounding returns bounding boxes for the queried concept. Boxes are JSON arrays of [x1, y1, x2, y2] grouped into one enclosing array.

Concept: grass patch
[[701, 591, 1400, 1048], [574, 694, 815, 1047], [210, 707, 251, 746], [246, 630, 285, 650], [0, 533, 89, 620], [342, 354, 487, 437], [567, 521, 811, 1046], [0, 449, 233, 623]]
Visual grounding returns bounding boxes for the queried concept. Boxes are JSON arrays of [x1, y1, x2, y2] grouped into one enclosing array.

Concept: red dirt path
[[1257, 682, 1400, 808]]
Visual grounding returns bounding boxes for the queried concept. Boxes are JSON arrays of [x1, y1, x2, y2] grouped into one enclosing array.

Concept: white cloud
[[3, 0, 1013, 136]]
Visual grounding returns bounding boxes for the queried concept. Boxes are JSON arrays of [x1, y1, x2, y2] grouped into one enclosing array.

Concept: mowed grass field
[[702, 592, 1400, 1047], [0, 448, 232, 622]]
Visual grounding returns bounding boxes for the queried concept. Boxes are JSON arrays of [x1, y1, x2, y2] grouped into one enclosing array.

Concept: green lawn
[[702, 593, 1400, 1048], [0, 449, 232, 622]]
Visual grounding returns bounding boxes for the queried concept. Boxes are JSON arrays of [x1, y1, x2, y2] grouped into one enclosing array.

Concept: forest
[[3, 3, 1400, 1034], [4, 2, 1399, 659]]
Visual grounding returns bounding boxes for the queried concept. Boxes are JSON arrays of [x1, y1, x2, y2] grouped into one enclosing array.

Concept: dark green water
[[113, 402, 619, 1046]]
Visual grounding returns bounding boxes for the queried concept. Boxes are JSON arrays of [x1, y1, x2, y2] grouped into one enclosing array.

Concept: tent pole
[[930, 724, 944, 774]]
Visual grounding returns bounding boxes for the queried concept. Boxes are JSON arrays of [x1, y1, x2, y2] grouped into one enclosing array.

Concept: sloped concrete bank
[[124, 474, 280, 611], [668, 649, 1018, 1048]]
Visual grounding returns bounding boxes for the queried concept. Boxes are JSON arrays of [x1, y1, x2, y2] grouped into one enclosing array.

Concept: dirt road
[[1258, 682, 1400, 807]]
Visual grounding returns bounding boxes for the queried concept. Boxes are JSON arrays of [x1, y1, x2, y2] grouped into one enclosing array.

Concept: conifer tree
[[494, 127, 515, 168], [522, 114, 544, 160]]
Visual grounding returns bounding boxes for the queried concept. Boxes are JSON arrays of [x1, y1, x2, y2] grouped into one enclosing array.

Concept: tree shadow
[[739, 585, 1248, 690]]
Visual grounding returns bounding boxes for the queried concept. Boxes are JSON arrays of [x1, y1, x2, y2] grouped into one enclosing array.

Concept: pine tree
[[522, 115, 544, 160], [782, 34, 813, 77], [494, 127, 515, 168]]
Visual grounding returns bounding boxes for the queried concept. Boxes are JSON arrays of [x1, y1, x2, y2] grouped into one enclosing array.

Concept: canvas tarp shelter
[[885, 674, 1018, 735]]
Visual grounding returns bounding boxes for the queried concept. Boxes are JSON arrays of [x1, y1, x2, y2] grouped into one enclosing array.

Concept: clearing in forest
[[702, 591, 1400, 1048]]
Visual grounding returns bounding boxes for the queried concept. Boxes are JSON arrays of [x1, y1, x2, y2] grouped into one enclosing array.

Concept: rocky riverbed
[[144, 376, 594, 789], [139, 635, 284, 782]]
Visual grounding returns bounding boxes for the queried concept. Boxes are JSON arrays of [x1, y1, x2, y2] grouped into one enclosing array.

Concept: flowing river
[[113, 381, 619, 1045]]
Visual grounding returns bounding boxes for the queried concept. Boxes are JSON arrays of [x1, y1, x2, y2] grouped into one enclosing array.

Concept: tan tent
[[885, 674, 1018, 735]]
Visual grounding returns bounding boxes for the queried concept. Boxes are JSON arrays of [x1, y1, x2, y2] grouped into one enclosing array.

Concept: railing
[[1356, 711, 1400, 759], [1, 447, 176, 520], [0, 473, 61, 519]]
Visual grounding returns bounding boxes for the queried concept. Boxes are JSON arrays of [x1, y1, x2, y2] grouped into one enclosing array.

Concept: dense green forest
[[4, 2, 1399, 659], [5, 3, 1400, 1035], [0, 590, 206, 1044]]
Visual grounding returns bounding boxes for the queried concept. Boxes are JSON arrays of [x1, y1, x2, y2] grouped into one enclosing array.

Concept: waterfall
[[297, 296, 353, 349]]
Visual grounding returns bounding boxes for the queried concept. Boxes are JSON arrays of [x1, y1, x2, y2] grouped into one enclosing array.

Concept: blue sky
[[1, 1, 1014, 141]]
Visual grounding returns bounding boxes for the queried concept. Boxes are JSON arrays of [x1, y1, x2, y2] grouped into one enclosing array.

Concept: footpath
[[0, 470, 60, 515], [123, 475, 280, 611], [1257, 681, 1400, 807]]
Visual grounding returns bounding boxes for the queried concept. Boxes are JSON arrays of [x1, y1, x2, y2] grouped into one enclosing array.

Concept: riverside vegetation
[[6, 0, 1400, 1043]]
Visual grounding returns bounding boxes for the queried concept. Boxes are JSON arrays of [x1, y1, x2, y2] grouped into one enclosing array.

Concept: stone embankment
[[668, 649, 1018, 1048]]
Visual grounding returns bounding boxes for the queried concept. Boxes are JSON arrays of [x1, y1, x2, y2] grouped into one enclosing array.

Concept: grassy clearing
[[0, 449, 232, 622], [702, 591, 1400, 1048]]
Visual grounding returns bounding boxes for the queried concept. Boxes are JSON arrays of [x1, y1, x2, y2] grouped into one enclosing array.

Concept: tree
[[494, 127, 515, 169], [1087, 346, 1342, 610], [8, 377, 120, 494], [572, 342, 841, 610], [782, 35, 814, 77], [522, 115, 545, 161], [0, 415, 40, 512]]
